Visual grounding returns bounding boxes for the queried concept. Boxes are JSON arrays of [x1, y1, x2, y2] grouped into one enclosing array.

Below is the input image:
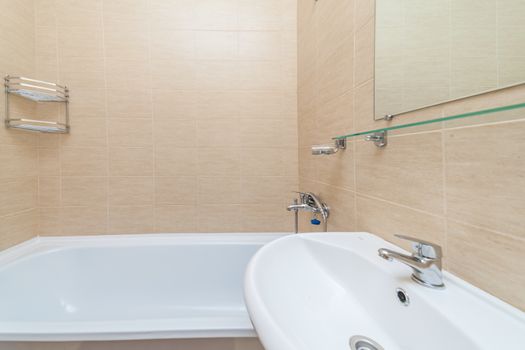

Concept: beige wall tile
[[105, 59, 151, 90], [197, 205, 242, 233], [38, 207, 62, 236], [108, 119, 153, 147], [109, 147, 153, 176], [38, 177, 61, 207], [108, 206, 154, 234], [38, 148, 60, 176], [198, 149, 240, 175], [150, 30, 195, 60], [60, 118, 107, 148], [61, 147, 108, 176], [357, 195, 446, 254], [0, 210, 37, 250], [195, 31, 237, 60], [0, 146, 38, 178], [61, 206, 107, 235], [239, 32, 282, 60], [356, 133, 444, 215], [447, 221, 525, 310], [316, 143, 355, 190], [154, 205, 196, 233], [195, 61, 240, 90], [0, 178, 37, 217], [193, 0, 238, 31], [198, 177, 241, 205], [61, 177, 107, 207], [317, 183, 356, 231], [109, 177, 154, 206], [197, 91, 240, 119], [240, 148, 292, 176], [155, 177, 197, 205], [445, 121, 525, 239], [238, 0, 283, 30], [197, 119, 240, 148], [153, 90, 198, 120], [154, 119, 196, 147], [354, 19, 374, 87], [240, 119, 293, 148], [237, 61, 282, 90], [106, 90, 152, 119], [240, 205, 292, 232], [68, 88, 107, 119], [155, 146, 197, 176], [241, 176, 297, 204]]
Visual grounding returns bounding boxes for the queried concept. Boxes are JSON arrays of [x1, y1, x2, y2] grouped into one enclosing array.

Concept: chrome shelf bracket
[[365, 131, 387, 148]]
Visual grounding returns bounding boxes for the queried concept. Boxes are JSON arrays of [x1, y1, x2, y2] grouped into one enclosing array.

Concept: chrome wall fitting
[[311, 138, 346, 155], [287, 192, 330, 232], [365, 131, 387, 148]]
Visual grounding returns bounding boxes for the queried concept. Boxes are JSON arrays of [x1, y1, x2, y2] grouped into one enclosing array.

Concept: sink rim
[[245, 232, 525, 350]]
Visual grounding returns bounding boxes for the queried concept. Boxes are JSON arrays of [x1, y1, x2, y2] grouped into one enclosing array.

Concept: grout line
[[100, 1, 110, 234], [441, 128, 449, 257], [53, 0, 62, 236], [145, 0, 157, 233]]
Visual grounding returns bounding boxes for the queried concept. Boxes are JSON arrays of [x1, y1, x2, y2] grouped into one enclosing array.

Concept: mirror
[[374, 0, 525, 120]]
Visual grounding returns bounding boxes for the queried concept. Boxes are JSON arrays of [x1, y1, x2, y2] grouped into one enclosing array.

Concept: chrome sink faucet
[[378, 234, 445, 289], [287, 192, 329, 233]]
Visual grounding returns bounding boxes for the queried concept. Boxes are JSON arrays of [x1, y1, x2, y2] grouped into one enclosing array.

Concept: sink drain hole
[[396, 287, 410, 306], [349, 336, 384, 350]]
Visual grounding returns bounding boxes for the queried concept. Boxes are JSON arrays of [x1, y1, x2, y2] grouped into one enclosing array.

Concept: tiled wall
[[32, 0, 298, 236], [298, 0, 525, 310], [0, 1, 38, 250]]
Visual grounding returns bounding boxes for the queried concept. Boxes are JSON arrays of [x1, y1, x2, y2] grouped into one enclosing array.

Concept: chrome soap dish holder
[[4, 76, 70, 134]]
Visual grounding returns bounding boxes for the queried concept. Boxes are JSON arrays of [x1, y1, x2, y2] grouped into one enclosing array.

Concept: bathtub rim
[[0, 232, 289, 341], [0, 232, 288, 268]]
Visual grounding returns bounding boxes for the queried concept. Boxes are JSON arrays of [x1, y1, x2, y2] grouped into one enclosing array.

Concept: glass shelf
[[6, 118, 69, 133], [5, 76, 68, 102], [333, 102, 525, 140], [8, 88, 67, 102]]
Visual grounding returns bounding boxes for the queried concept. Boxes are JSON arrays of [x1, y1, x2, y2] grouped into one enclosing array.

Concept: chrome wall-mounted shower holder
[[311, 138, 346, 155]]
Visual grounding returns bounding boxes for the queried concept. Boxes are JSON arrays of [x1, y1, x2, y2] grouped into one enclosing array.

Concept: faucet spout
[[378, 235, 445, 289], [378, 248, 432, 270], [286, 203, 312, 212]]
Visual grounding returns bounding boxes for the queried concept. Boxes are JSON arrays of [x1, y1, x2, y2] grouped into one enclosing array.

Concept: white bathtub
[[0, 233, 286, 342]]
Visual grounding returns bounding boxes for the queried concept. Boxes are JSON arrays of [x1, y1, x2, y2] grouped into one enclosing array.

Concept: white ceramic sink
[[245, 233, 525, 350]]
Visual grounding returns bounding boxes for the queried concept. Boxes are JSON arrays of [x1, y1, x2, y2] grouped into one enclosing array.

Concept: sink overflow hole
[[396, 288, 410, 306], [349, 336, 384, 350]]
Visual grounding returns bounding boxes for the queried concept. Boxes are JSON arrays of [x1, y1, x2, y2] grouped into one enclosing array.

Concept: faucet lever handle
[[394, 234, 442, 259], [291, 191, 309, 203]]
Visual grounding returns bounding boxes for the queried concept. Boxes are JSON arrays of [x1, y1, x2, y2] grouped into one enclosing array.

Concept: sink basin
[[244, 233, 525, 350]]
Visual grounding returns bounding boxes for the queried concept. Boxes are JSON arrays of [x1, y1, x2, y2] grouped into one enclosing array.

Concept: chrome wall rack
[[4, 76, 70, 133]]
